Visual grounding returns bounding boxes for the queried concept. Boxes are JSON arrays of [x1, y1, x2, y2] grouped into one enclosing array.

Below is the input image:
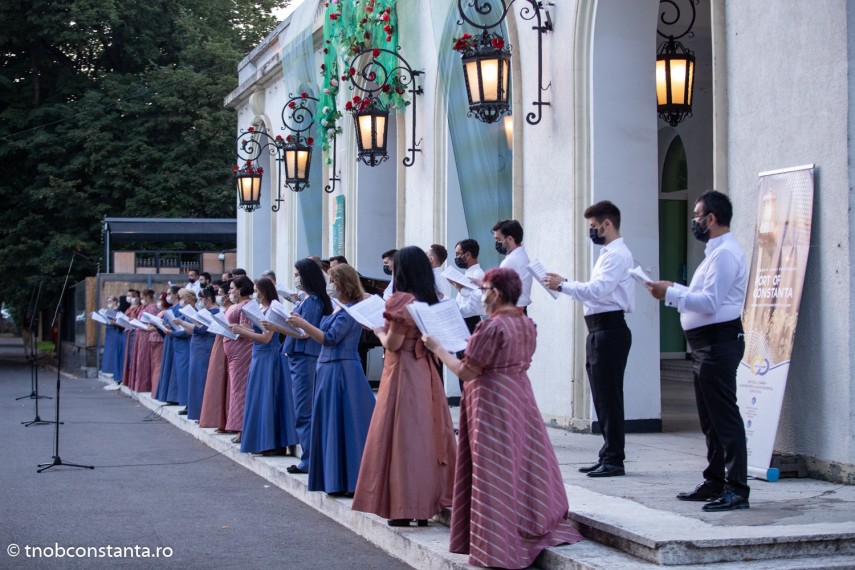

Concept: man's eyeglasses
[[478, 286, 494, 293]]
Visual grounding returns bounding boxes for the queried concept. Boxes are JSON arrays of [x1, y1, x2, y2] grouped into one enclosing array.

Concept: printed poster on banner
[[736, 164, 814, 481]]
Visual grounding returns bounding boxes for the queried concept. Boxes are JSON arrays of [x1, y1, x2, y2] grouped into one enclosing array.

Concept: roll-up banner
[[737, 164, 814, 481]]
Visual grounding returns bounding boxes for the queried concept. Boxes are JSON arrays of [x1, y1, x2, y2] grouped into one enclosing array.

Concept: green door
[[658, 199, 687, 353]]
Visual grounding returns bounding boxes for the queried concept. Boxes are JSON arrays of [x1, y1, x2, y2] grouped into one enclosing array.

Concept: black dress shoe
[[702, 489, 749, 512], [677, 481, 724, 502], [387, 519, 411, 527], [177, 409, 188, 416], [587, 464, 625, 478], [286, 465, 307, 474], [578, 462, 602, 473]]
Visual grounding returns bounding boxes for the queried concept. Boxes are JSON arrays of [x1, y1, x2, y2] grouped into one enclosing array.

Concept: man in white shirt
[[381, 248, 397, 301], [544, 201, 634, 478], [186, 269, 202, 295], [427, 244, 452, 301], [451, 239, 485, 332], [492, 220, 531, 311], [647, 191, 749, 512]]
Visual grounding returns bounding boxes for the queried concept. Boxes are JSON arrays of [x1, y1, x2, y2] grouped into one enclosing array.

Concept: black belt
[[684, 318, 743, 350], [584, 310, 626, 333], [463, 315, 481, 334]]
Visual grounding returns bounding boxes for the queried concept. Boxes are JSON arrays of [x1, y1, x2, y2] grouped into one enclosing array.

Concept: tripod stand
[[38, 253, 94, 473], [17, 277, 52, 403]]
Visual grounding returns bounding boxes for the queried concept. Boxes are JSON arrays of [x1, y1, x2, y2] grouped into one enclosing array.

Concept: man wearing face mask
[[492, 220, 532, 312], [427, 244, 452, 301], [381, 249, 397, 301], [452, 239, 485, 333], [186, 269, 202, 295], [544, 201, 634, 478], [646, 191, 749, 512]]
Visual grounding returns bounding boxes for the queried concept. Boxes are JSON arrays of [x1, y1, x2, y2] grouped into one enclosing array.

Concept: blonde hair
[[328, 264, 365, 304], [178, 288, 197, 303]]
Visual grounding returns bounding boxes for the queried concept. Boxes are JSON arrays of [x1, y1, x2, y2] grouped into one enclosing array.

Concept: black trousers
[[685, 319, 749, 498], [585, 311, 631, 467]]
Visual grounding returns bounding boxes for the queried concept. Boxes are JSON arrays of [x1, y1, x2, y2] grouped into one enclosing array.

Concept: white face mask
[[140, 298, 147, 306], [156, 301, 163, 310], [128, 296, 138, 305], [216, 295, 225, 306], [166, 294, 174, 304], [229, 293, 237, 304], [196, 299, 205, 310], [326, 282, 338, 299], [293, 276, 302, 291], [179, 300, 187, 308], [107, 303, 116, 310]]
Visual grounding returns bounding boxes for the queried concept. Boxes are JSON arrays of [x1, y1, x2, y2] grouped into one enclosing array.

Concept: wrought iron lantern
[[656, 0, 697, 127], [455, 0, 553, 126], [234, 161, 263, 212], [344, 47, 423, 167], [280, 92, 326, 193]]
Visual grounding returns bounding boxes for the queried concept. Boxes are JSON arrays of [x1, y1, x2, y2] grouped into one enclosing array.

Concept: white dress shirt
[[456, 263, 485, 318], [187, 280, 202, 295], [560, 237, 635, 316], [500, 246, 532, 307], [382, 280, 394, 301], [432, 267, 452, 300], [665, 231, 747, 331]]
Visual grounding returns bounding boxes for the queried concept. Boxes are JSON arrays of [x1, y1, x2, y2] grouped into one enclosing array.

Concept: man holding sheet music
[[451, 239, 485, 333], [492, 220, 532, 312], [543, 200, 634, 478]]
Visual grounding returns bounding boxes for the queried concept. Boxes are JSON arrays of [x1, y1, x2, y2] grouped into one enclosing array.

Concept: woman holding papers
[[170, 288, 196, 414], [127, 289, 158, 393], [180, 286, 219, 421], [100, 296, 124, 380], [120, 289, 142, 387], [228, 277, 298, 455], [262, 258, 331, 475], [286, 264, 376, 494], [155, 286, 181, 403], [148, 291, 171, 397], [199, 282, 232, 430], [351, 246, 456, 527], [222, 276, 256, 441], [423, 268, 583, 568]]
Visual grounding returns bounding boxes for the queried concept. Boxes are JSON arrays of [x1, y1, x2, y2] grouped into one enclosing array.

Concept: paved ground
[[0, 337, 408, 570]]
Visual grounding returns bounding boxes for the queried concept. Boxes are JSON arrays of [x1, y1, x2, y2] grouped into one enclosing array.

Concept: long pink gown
[[120, 305, 141, 387], [352, 292, 457, 520], [199, 333, 230, 429], [149, 324, 164, 397], [223, 301, 252, 432], [449, 308, 583, 568], [128, 304, 157, 392]]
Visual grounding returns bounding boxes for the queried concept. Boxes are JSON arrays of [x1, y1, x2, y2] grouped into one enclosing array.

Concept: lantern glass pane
[[375, 115, 387, 149], [480, 58, 501, 102], [656, 59, 668, 105], [358, 115, 374, 150], [296, 150, 310, 179], [500, 58, 510, 103], [465, 60, 482, 104], [669, 59, 688, 105], [285, 150, 296, 178], [686, 60, 695, 105]]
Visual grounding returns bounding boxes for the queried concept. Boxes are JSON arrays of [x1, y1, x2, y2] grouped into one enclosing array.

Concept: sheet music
[[527, 259, 561, 300], [179, 304, 207, 325], [141, 311, 170, 333], [114, 312, 132, 329], [160, 310, 186, 332], [406, 301, 470, 353], [628, 265, 653, 285], [195, 308, 215, 327], [97, 308, 118, 321], [89, 311, 108, 325], [332, 295, 387, 330], [240, 302, 266, 330], [209, 311, 239, 340], [441, 266, 478, 290], [268, 300, 306, 337]]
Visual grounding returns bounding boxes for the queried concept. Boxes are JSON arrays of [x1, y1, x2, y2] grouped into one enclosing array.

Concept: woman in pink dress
[[149, 291, 171, 397], [199, 282, 232, 430], [223, 276, 253, 442], [424, 267, 583, 569], [352, 246, 457, 527], [120, 289, 142, 387], [128, 289, 157, 392]]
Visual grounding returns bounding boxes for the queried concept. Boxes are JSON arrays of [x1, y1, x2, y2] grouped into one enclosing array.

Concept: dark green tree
[[0, 0, 285, 325]]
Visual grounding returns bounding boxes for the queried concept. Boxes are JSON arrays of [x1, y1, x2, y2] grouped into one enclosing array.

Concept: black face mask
[[691, 217, 710, 243], [589, 225, 606, 246], [454, 256, 467, 269], [383, 265, 392, 276], [495, 240, 508, 256]]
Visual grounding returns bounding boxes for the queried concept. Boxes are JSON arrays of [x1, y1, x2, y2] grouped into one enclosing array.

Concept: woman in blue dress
[[230, 277, 298, 455], [173, 286, 219, 421], [263, 259, 331, 474], [169, 288, 195, 412], [154, 286, 181, 403], [287, 264, 376, 495], [100, 296, 124, 379]]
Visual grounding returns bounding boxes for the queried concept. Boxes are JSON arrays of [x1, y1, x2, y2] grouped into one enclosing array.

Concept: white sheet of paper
[[114, 312, 132, 329], [90, 311, 108, 325], [441, 266, 478, 290], [179, 304, 205, 325], [129, 318, 149, 331], [209, 312, 238, 340], [628, 265, 654, 284], [527, 259, 561, 299], [195, 308, 215, 327], [268, 300, 306, 336], [240, 302, 266, 330], [141, 311, 170, 333], [332, 295, 387, 330], [405, 301, 470, 353]]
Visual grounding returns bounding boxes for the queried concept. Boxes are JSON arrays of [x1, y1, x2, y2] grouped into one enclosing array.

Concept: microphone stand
[[17, 277, 51, 403], [38, 253, 94, 472]]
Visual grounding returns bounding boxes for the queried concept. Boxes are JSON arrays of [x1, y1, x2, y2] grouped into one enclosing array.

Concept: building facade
[[225, 0, 855, 483]]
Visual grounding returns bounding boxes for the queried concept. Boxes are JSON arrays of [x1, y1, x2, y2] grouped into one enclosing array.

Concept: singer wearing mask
[[128, 289, 158, 393], [100, 296, 124, 381], [200, 282, 232, 430], [175, 286, 219, 421], [223, 276, 254, 442], [155, 286, 181, 402], [120, 288, 142, 386], [149, 291, 171, 397]]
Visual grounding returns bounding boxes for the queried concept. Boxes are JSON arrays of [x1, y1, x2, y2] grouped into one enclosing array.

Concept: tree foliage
[[0, 0, 285, 324]]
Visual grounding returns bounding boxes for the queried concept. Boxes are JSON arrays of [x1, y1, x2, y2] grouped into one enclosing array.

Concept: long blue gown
[[241, 317, 299, 453], [308, 306, 376, 493], [284, 295, 323, 471], [171, 310, 192, 406], [186, 308, 218, 420], [101, 323, 125, 379], [154, 305, 184, 404]]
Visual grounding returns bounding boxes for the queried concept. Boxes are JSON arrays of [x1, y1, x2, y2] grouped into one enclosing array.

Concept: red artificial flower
[[352, 95, 362, 103], [351, 45, 359, 53], [232, 165, 239, 172], [381, 83, 391, 93], [345, 101, 353, 111], [248, 126, 255, 132], [349, 67, 356, 76], [383, 24, 392, 33], [491, 37, 505, 50], [286, 135, 294, 142], [386, 35, 392, 42], [380, 11, 390, 21], [372, 48, 381, 57], [361, 18, 368, 24], [323, 48, 328, 54], [364, 4, 373, 12], [328, 13, 338, 20], [288, 101, 296, 108], [275, 135, 284, 141], [395, 86, 404, 95], [257, 168, 264, 174], [301, 92, 308, 99], [364, 32, 371, 40], [246, 160, 253, 166], [307, 137, 315, 145]]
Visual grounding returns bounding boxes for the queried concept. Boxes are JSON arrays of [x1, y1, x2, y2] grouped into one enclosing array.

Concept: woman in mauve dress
[[264, 259, 330, 474], [154, 286, 181, 403], [424, 267, 584, 569], [230, 277, 298, 455], [286, 264, 375, 494], [199, 282, 232, 430], [128, 289, 157, 392], [120, 289, 142, 386], [148, 292, 170, 397], [352, 246, 457, 527], [223, 275, 254, 442], [173, 286, 219, 421]]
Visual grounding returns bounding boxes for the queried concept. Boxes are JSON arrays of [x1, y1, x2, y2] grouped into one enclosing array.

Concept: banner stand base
[[748, 466, 780, 482]]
